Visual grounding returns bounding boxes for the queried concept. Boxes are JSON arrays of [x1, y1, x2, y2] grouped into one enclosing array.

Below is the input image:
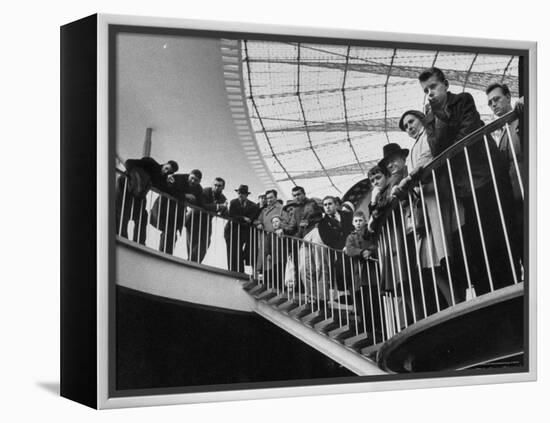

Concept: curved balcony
[[114, 109, 526, 376]]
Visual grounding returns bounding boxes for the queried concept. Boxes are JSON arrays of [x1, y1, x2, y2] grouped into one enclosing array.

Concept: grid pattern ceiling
[[241, 40, 519, 199]]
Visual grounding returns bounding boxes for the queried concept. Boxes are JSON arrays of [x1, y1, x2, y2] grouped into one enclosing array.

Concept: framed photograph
[[60, 13, 537, 409]]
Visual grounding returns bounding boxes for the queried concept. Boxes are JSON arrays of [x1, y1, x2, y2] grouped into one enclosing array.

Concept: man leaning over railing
[[150, 168, 203, 255], [486, 83, 525, 274], [185, 176, 228, 263], [115, 157, 178, 245], [417, 67, 518, 295]]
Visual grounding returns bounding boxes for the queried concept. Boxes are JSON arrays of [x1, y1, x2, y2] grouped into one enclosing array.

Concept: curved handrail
[[418, 109, 519, 179]]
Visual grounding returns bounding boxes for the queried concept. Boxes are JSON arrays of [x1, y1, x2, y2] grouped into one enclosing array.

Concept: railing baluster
[[173, 202, 178, 255], [376, 243, 388, 341], [341, 251, 349, 327], [384, 220, 401, 331], [298, 239, 303, 306], [197, 210, 203, 263], [163, 197, 169, 253], [118, 176, 128, 237], [138, 198, 144, 245], [390, 210, 407, 325], [349, 256, 358, 336], [365, 260, 376, 343], [129, 196, 135, 237], [206, 210, 211, 265], [249, 224, 253, 276], [308, 242, 314, 306], [328, 246, 334, 320], [464, 147, 494, 292], [447, 158, 473, 296], [407, 192, 427, 319], [271, 233, 275, 293], [398, 202, 416, 324], [505, 122, 524, 200], [315, 243, 322, 313], [431, 169, 456, 306], [322, 245, 327, 318], [189, 207, 195, 260], [229, 220, 233, 272], [419, 181, 440, 313], [483, 135, 518, 285]]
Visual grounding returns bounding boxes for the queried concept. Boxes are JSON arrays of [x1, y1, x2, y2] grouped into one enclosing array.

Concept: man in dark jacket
[[115, 157, 178, 245], [419, 67, 516, 295], [224, 185, 259, 273], [185, 177, 228, 263], [318, 195, 354, 302], [285, 186, 323, 238], [153, 169, 203, 255]]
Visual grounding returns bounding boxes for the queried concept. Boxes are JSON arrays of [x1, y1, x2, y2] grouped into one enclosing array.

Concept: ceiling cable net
[[241, 40, 519, 199]]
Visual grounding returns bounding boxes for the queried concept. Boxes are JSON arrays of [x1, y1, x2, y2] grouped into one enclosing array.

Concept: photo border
[[96, 13, 537, 409]]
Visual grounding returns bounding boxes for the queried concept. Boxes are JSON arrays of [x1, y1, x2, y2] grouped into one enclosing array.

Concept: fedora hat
[[398, 110, 426, 132], [378, 143, 409, 168], [282, 199, 298, 211], [235, 184, 251, 194]]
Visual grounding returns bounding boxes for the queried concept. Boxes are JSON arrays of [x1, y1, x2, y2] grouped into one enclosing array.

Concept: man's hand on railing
[[370, 186, 382, 204], [361, 250, 371, 260], [256, 223, 264, 230], [275, 228, 284, 236], [408, 166, 424, 182], [390, 180, 410, 200], [184, 194, 196, 203]]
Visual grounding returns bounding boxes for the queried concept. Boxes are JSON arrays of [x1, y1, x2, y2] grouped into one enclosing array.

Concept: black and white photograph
[[109, 20, 532, 397], [5, 0, 549, 419]]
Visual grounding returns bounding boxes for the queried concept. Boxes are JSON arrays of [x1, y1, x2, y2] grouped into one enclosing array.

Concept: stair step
[[301, 309, 326, 327], [328, 324, 353, 341], [242, 279, 259, 291], [266, 293, 289, 307], [254, 289, 278, 301], [314, 317, 340, 334], [361, 343, 383, 360], [344, 332, 371, 350], [248, 283, 268, 296], [276, 298, 300, 313], [288, 302, 314, 319]]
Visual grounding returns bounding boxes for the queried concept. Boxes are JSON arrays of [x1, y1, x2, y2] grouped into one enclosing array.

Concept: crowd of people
[[115, 67, 525, 325]]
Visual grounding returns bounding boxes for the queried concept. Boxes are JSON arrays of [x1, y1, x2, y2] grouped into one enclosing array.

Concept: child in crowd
[[344, 210, 381, 334], [265, 215, 287, 288]]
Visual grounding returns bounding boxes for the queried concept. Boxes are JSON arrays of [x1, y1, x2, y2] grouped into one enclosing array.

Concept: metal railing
[[372, 109, 524, 335], [114, 110, 524, 349]]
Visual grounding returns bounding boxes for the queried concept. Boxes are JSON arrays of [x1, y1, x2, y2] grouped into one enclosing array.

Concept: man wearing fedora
[[224, 184, 259, 273], [374, 142, 418, 323]]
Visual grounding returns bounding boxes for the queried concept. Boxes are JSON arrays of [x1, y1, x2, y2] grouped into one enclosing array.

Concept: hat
[[398, 110, 426, 132], [283, 199, 298, 211], [341, 201, 355, 213], [235, 184, 251, 194], [378, 143, 409, 168]]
